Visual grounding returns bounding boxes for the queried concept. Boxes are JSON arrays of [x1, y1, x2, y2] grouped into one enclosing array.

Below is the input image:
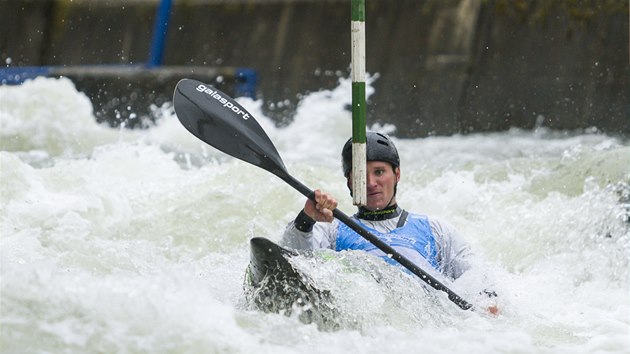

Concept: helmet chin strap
[[384, 181, 398, 209], [384, 168, 400, 209]]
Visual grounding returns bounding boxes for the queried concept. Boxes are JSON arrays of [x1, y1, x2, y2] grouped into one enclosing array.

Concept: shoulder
[[407, 212, 459, 241], [405, 212, 449, 230], [428, 216, 458, 236]]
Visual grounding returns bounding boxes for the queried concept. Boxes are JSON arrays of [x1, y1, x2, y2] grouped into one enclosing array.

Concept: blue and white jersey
[[281, 211, 472, 280], [335, 213, 440, 271]]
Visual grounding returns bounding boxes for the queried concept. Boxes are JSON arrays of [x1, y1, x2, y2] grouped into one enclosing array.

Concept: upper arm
[[429, 217, 472, 279]]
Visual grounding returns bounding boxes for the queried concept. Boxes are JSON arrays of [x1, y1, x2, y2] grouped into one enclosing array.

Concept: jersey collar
[[356, 204, 402, 221]]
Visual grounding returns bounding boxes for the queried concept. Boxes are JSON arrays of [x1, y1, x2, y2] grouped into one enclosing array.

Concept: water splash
[[1, 76, 628, 353]]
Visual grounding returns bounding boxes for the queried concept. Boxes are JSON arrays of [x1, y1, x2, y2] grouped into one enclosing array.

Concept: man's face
[[348, 161, 400, 210]]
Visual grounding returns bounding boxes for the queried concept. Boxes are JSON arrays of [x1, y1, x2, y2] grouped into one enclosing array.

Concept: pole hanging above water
[[351, 0, 367, 206], [148, 0, 173, 68]]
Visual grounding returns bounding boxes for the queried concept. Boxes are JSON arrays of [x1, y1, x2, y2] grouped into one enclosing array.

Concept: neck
[[356, 204, 401, 221]]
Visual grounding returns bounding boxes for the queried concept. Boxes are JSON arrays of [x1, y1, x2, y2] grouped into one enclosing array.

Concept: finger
[[318, 201, 336, 213], [487, 306, 500, 316], [325, 198, 338, 210], [314, 189, 323, 200], [315, 192, 331, 207], [320, 208, 334, 221]]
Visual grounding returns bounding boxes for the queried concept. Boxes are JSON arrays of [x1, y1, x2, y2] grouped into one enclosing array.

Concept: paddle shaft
[[173, 79, 473, 311], [279, 173, 473, 311]]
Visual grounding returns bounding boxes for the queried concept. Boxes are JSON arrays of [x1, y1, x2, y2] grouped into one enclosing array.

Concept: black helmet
[[342, 131, 400, 177]]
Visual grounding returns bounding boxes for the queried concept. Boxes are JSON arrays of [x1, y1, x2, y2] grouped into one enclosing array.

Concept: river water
[[1, 77, 629, 353]]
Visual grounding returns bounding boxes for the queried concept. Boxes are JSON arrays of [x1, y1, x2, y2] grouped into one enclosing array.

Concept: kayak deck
[[243, 237, 339, 329]]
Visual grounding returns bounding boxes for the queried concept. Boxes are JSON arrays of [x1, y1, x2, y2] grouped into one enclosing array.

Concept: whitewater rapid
[[1, 77, 629, 353]]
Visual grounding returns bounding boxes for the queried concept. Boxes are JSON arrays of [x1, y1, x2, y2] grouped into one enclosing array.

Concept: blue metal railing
[[1, 0, 257, 99], [0, 66, 50, 85]]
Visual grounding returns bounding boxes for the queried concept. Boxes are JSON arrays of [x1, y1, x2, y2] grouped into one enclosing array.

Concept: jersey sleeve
[[280, 216, 339, 251], [428, 217, 473, 280]]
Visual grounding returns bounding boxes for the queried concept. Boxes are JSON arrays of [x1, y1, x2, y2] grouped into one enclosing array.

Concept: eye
[[374, 169, 385, 176]]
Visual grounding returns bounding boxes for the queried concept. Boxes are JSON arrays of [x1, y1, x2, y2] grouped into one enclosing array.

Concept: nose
[[366, 172, 377, 188]]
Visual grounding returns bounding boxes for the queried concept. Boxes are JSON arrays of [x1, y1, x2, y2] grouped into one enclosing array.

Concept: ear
[[394, 167, 401, 182]]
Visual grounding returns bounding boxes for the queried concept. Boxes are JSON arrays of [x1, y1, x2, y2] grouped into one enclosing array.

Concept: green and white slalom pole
[[351, 0, 367, 206]]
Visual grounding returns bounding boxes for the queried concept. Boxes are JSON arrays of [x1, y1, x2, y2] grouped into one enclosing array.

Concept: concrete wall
[[1, 0, 628, 137]]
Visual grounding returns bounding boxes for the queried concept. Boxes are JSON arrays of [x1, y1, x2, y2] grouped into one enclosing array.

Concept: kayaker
[[280, 131, 499, 314]]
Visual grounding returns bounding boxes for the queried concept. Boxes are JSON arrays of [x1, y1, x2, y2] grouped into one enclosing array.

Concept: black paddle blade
[[173, 79, 288, 177]]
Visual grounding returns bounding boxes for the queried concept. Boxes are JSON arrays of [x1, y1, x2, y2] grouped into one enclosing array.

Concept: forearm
[[280, 220, 317, 250], [280, 210, 337, 250]]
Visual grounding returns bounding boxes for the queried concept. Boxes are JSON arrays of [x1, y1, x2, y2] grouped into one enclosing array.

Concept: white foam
[[1, 76, 628, 353]]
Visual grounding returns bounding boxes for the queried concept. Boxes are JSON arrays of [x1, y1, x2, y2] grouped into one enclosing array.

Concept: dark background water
[[1, 0, 628, 136]]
